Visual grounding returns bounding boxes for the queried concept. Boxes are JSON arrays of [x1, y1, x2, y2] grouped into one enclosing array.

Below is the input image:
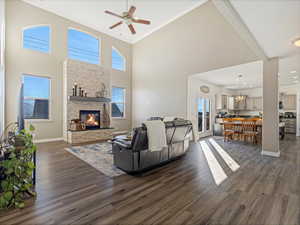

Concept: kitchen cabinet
[[246, 97, 262, 110], [283, 95, 296, 110], [282, 118, 296, 134], [252, 97, 262, 110], [216, 94, 228, 110], [246, 98, 253, 110], [228, 96, 235, 110]]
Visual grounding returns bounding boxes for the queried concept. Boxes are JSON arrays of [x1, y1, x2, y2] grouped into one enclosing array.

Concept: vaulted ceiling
[[230, 0, 300, 58], [23, 0, 206, 44], [23, 0, 300, 86]]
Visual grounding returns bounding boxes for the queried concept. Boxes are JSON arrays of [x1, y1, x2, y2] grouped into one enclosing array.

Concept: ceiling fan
[[105, 0, 151, 35]]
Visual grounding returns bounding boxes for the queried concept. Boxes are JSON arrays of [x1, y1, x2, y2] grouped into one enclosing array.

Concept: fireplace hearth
[[80, 110, 101, 130]]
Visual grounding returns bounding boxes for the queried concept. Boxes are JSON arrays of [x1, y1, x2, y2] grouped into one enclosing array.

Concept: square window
[[111, 87, 125, 118], [23, 75, 50, 120]]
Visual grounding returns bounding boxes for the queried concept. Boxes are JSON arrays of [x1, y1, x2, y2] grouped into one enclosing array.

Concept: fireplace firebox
[[80, 110, 101, 130]]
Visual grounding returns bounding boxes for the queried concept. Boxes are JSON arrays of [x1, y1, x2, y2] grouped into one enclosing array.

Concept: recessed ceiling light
[[290, 70, 297, 74], [293, 38, 300, 47]]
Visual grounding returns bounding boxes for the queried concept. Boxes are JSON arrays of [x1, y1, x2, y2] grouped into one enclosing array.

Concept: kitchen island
[[214, 117, 285, 140]]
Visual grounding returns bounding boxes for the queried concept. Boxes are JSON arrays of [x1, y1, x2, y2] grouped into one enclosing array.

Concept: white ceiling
[[23, 0, 300, 86], [193, 54, 300, 89], [230, 0, 300, 58], [279, 54, 300, 86], [23, 0, 206, 43], [192, 61, 264, 90]]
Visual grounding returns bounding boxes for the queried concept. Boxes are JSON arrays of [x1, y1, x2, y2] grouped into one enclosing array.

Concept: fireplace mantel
[[69, 96, 111, 103]]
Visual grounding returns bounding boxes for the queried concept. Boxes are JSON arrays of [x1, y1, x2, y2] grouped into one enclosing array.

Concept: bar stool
[[242, 120, 258, 144]]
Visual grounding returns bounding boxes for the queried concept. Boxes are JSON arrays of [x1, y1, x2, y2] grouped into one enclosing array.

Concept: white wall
[[0, 0, 5, 135], [297, 92, 300, 136], [132, 1, 258, 127], [5, 0, 132, 141], [188, 77, 235, 137]]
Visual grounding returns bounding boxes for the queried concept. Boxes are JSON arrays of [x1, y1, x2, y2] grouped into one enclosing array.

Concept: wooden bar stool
[[241, 120, 258, 144], [223, 122, 234, 142]]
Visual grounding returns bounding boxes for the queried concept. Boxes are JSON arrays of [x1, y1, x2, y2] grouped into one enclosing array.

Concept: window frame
[[22, 74, 52, 122], [111, 86, 126, 119], [67, 27, 101, 65], [22, 24, 52, 55], [112, 46, 126, 72]]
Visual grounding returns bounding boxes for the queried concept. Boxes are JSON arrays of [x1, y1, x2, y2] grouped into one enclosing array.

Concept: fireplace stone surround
[[63, 59, 117, 144]]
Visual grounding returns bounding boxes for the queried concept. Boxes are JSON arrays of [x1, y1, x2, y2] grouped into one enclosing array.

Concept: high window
[[23, 75, 50, 120], [112, 47, 125, 71], [111, 87, 125, 118], [23, 25, 50, 53], [68, 29, 100, 65]]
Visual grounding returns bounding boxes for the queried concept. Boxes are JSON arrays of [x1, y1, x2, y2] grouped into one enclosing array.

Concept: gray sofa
[[112, 120, 193, 174]]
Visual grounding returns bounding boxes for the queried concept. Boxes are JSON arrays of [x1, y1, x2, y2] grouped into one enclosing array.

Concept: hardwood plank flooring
[[0, 135, 299, 225]]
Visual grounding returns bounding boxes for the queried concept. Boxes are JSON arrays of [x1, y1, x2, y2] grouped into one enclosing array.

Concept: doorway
[[197, 97, 212, 137]]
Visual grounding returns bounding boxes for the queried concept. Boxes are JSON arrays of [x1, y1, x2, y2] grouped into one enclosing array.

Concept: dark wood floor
[[0, 135, 299, 225]]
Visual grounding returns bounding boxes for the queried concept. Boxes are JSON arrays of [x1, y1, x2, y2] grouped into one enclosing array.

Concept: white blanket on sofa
[[144, 120, 167, 152]]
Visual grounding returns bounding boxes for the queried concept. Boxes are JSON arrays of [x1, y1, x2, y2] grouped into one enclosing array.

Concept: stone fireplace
[[80, 110, 101, 130], [63, 59, 116, 144]]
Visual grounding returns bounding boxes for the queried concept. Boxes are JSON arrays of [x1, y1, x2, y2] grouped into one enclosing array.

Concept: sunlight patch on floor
[[200, 141, 227, 186], [209, 138, 240, 172]]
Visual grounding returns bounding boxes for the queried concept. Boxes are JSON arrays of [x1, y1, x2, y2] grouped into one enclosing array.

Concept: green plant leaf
[[6, 168, 14, 175], [3, 191, 13, 201], [0, 196, 8, 208], [27, 161, 35, 169], [1, 180, 9, 190], [29, 124, 35, 132]]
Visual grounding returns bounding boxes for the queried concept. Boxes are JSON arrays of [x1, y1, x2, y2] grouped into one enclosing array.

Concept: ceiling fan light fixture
[[105, 1, 151, 35], [293, 38, 300, 47]]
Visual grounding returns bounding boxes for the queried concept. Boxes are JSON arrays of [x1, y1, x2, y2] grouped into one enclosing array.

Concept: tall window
[[112, 47, 125, 71], [111, 87, 125, 118], [23, 26, 50, 53], [23, 75, 50, 120], [68, 29, 100, 65]]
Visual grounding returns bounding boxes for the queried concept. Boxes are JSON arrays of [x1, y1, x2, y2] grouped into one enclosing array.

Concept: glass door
[[198, 98, 204, 132], [197, 97, 212, 135]]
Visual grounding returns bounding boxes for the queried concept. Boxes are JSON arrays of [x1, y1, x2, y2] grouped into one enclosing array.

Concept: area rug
[[65, 142, 125, 178]]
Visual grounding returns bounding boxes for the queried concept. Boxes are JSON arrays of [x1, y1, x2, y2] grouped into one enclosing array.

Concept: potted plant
[[0, 124, 36, 209]]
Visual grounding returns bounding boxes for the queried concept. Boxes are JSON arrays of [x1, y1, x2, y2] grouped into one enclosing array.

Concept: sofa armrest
[[112, 139, 132, 149]]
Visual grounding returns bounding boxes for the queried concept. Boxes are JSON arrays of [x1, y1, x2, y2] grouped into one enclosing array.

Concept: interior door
[[197, 97, 212, 137]]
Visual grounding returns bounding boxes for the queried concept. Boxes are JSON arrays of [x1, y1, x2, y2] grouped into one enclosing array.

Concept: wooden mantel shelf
[[69, 96, 111, 103]]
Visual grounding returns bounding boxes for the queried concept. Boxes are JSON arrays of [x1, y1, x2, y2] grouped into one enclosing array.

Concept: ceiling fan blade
[[110, 21, 123, 29], [132, 19, 151, 25], [128, 24, 136, 34], [105, 10, 124, 19], [128, 6, 136, 17]]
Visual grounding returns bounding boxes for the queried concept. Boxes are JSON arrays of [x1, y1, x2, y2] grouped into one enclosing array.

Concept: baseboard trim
[[261, 150, 280, 158], [34, 137, 64, 144]]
